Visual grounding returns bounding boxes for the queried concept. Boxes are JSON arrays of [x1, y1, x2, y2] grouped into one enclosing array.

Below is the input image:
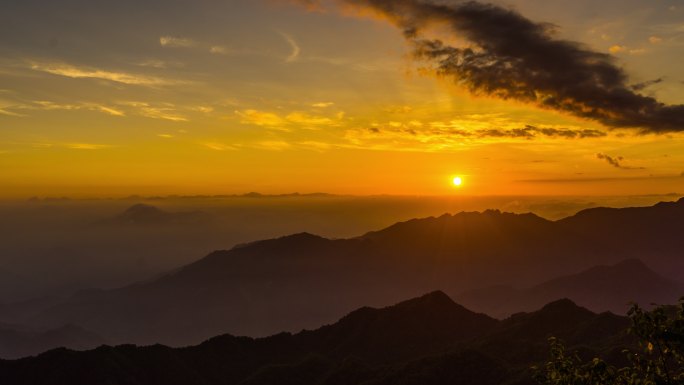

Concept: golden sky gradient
[[1, 0, 684, 197]]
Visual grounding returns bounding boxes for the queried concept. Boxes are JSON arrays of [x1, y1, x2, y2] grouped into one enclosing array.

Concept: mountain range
[[0, 323, 104, 360], [104, 204, 212, 226], [0, 291, 632, 385], [456, 258, 683, 318], [1, 198, 683, 355]]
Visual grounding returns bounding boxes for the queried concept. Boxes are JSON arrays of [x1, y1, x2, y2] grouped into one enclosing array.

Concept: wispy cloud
[[29, 62, 180, 86], [596, 153, 645, 169], [202, 141, 237, 151], [26, 142, 112, 150], [649, 36, 663, 44], [0, 107, 23, 117], [342, 119, 608, 153], [159, 36, 196, 48], [256, 140, 291, 151], [119, 101, 188, 122], [235, 108, 343, 130], [281, 0, 325, 12], [519, 175, 678, 184], [236, 109, 287, 128], [160, 36, 233, 56], [285, 112, 334, 127], [209, 46, 229, 55], [312, 102, 334, 108], [94, 105, 126, 116], [66, 143, 111, 150], [609, 45, 626, 54], [189, 106, 214, 114], [6, 100, 125, 117], [136, 59, 185, 69], [297, 140, 332, 152], [279, 32, 301, 63]]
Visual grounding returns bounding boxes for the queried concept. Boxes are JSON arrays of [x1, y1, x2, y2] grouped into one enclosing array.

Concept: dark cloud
[[278, 0, 325, 11], [630, 78, 663, 91], [291, 0, 684, 133], [478, 125, 605, 139], [596, 153, 624, 168], [519, 175, 679, 183], [368, 123, 605, 139], [596, 153, 645, 169]]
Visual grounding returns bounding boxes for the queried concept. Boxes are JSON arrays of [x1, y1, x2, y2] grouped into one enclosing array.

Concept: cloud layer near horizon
[[288, 0, 684, 133]]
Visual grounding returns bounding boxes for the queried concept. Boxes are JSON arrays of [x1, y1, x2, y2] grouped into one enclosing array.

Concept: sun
[[452, 176, 463, 187]]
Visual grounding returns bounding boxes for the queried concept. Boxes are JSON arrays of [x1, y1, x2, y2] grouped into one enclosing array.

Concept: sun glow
[[452, 176, 463, 187]]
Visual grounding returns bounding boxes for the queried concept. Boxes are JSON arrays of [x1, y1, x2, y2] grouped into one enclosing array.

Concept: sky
[[1, 0, 684, 197]]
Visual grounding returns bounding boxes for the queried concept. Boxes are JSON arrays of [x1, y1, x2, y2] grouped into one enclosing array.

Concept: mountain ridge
[[456, 258, 683, 318]]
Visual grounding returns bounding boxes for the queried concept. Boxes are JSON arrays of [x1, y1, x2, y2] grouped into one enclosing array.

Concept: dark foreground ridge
[[0, 291, 631, 385]]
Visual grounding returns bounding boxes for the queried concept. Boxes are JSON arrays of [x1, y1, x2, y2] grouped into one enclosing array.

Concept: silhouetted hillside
[[359, 210, 606, 285], [0, 296, 62, 325], [457, 259, 683, 318], [107, 204, 211, 226], [295, 291, 498, 364], [0, 292, 633, 385], [558, 198, 684, 276], [0, 269, 32, 303], [0, 324, 105, 359]]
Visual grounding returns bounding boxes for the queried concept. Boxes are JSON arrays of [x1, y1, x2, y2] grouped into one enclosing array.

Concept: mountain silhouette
[[18, 199, 684, 351], [0, 323, 105, 359], [456, 259, 683, 318], [558, 197, 684, 276], [0, 292, 632, 385], [106, 204, 211, 226], [0, 296, 62, 325], [295, 291, 498, 364]]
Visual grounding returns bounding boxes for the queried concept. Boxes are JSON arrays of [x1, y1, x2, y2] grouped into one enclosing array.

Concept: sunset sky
[[1, 0, 684, 197]]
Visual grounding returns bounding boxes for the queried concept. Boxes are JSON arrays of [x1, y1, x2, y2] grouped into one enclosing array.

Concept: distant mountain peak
[[576, 258, 664, 281], [219, 232, 332, 257], [504, 298, 597, 326], [362, 209, 550, 242], [279, 232, 326, 241], [483, 209, 502, 215], [115, 204, 167, 224], [611, 258, 649, 271], [458, 258, 681, 319], [125, 203, 161, 213], [561, 197, 684, 223], [109, 204, 209, 226], [540, 298, 582, 312], [254, 232, 330, 250], [399, 290, 456, 308], [337, 291, 485, 325]]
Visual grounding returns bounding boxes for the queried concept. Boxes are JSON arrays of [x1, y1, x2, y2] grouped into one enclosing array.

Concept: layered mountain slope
[[558, 197, 684, 277], [106, 204, 211, 226], [0, 324, 105, 360], [457, 259, 683, 318]]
